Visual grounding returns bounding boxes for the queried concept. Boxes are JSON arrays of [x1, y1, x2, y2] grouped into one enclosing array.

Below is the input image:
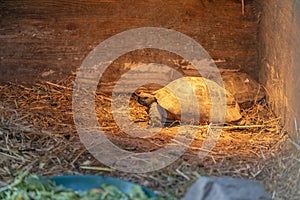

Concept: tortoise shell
[[221, 72, 265, 108], [151, 77, 242, 124]]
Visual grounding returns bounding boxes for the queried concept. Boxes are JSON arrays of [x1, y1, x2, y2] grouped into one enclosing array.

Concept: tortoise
[[135, 76, 242, 127], [221, 72, 265, 109]]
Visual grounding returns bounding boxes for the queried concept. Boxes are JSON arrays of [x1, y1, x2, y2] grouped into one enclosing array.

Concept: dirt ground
[[0, 77, 299, 199]]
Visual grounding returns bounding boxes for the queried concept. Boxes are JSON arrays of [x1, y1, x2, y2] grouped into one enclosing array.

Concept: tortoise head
[[133, 92, 156, 107]]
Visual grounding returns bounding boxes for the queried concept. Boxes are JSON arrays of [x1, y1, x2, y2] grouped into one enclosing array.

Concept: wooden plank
[[0, 0, 260, 84]]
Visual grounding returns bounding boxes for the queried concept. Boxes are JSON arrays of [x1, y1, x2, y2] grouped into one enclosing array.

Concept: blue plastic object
[[49, 175, 157, 198]]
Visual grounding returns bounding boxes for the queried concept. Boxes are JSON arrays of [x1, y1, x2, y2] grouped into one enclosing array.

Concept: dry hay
[[0, 77, 299, 199]]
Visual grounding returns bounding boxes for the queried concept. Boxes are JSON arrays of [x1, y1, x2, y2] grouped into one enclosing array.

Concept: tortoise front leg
[[149, 102, 166, 127]]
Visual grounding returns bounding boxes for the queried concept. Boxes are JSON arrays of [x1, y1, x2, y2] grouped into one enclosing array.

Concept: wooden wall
[[0, 0, 259, 84], [259, 0, 300, 136]]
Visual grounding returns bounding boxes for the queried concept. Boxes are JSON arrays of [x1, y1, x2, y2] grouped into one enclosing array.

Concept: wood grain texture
[[0, 0, 260, 84]]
